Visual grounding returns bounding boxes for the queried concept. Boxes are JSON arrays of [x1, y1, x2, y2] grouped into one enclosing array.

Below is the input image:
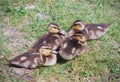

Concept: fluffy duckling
[[31, 22, 66, 51], [10, 44, 58, 69], [67, 20, 85, 37], [67, 20, 111, 40], [84, 23, 111, 39], [59, 31, 87, 60]]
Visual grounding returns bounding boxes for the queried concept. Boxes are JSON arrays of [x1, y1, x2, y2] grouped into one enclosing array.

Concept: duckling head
[[71, 20, 85, 31], [72, 31, 86, 43], [48, 22, 66, 35], [39, 44, 58, 56]]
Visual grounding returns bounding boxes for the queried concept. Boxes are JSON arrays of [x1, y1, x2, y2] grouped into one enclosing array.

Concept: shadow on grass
[[8, 64, 23, 68], [57, 54, 68, 64]]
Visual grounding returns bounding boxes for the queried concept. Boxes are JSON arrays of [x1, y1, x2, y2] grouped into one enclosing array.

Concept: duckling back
[[59, 31, 87, 60], [10, 51, 45, 68], [59, 38, 82, 60], [32, 33, 65, 51], [84, 23, 111, 40]]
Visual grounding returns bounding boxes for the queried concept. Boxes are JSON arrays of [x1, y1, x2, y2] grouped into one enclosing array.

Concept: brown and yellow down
[[10, 44, 58, 69], [59, 31, 87, 60]]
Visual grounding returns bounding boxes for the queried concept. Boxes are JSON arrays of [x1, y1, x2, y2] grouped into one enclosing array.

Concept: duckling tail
[[102, 23, 111, 28]]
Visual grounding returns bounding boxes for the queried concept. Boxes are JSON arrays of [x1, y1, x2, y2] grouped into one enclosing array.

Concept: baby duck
[[59, 31, 87, 60], [10, 44, 58, 69], [84, 23, 111, 39], [31, 22, 66, 51], [67, 20, 111, 40], [67, 20, 85, 37]]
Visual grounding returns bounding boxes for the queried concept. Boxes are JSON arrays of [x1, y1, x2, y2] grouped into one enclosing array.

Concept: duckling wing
[[31, 34, 60, 51], [40, 34, 63, 50], [85, 24, 110, 39], [31, 34, 49, 50]]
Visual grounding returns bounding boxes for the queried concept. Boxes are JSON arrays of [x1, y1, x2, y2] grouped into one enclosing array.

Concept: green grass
[[0, 0, 120, 82]]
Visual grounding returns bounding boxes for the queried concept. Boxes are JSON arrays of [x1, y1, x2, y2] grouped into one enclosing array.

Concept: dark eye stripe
[[51, 26, 59, 29], [74, 24, 81, 26], [42, 48, 51, 50]]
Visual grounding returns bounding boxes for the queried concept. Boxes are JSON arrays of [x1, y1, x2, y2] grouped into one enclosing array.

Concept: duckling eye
[[53, 27, 59, 30], [53, 27, 57, 28], [73, 24, 80, 26], [45, 48, 50, 49]]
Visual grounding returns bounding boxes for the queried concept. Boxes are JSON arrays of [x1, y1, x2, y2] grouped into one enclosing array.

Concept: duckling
[[59, 31, 87, 60], [67, 20, 85, 37], [31, 22, 66, 51], [10, 44, 58, 69], [67, 20, 111, 40], [84, 23, 111, 39]]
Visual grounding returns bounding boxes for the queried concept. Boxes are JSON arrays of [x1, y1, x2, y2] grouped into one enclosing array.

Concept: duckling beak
[[59, 30, 66, 35], [52, 50, 58, 54]]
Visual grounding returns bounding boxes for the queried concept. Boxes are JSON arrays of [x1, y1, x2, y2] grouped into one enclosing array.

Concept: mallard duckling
[[10, 44, 58, 69], [67, 20, 85, 37], [59, 31, 87, 60], [84, 23, 111, 39], [67, 20, 111, 40], [31, 22, 66, 51]]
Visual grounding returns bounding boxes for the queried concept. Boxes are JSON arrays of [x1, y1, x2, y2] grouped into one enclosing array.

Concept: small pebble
[[25, 5, 36, 10]]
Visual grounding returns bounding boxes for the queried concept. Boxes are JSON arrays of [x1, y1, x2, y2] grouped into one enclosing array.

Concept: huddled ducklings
[[59, 31, 87, 60], [31, 22, 66, 51], [9, 20, 111, 68], [9, 22, 66, 68], [10, 44, 58, 69]]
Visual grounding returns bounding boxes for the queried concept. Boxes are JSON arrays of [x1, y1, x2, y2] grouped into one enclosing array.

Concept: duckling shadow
[[8, 64, 23, 68], [57, 54, 68, 64], [9, 64, 49, 69]]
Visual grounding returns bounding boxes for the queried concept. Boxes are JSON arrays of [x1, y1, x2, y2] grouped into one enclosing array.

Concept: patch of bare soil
[[2, 27, 33, 54], [0, 64, 37, 82], [1, 24, 37, 81]]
